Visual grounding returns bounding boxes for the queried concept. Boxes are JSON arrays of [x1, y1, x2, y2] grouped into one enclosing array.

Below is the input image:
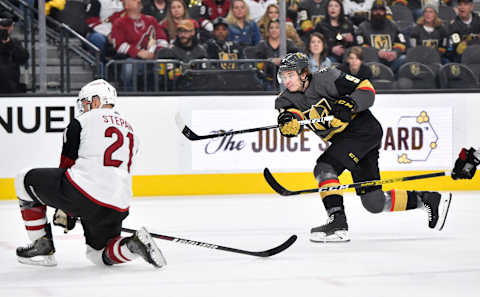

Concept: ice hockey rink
[[0, 191, 478, 297]]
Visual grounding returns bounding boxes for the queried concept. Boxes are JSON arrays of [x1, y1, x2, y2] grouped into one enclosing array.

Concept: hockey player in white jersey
[[14, 79, 166, 268]]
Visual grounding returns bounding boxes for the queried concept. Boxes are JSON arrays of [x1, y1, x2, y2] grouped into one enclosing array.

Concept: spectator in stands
[[297, 0, 328, 41], [314, 0, 354, 63], [142, 0, 168, 23], [286, 0, 300, 26], [110, 0, 168, 91], [343, 0, 374, 26], [198, 0, 231, 22], [255, 19, 298, 64], [85, 0, 125, 66], [356, 0, 407, 72], [226, 0, 261, 47], [337, 46, 372, 80], [410, 1, 448, 61], [205, 17, 243, 62], [0, 8, 28, 93], [255, 18, 298, 88], [257, 4, 304, 49], [158, 19, 208, 62], [244, 0, 276, 22], [160, 0, 200, 43], [306, 32, 332, 72], [447, 0, 480, 62], [197, 0, 231, 36], [391, 0, 423, 21]]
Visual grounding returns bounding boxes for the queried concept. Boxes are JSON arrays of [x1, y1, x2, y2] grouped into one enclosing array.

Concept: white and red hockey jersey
[[110, 14, 169, 58], [60, 108, 139, 212], [85, 0, 126, 36]]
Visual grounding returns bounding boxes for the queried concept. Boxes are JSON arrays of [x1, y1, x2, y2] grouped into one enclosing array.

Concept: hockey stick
[[121, 227, 297, 257], [263, 168, 451, 196], [175, 112, 334, 141]]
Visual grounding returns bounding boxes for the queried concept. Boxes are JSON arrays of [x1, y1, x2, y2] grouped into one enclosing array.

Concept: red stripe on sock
[[26, 224, 46, 231], [106, 237, 124, 264], [390, 190, 396, 212], [21, 206, 46, 221], [117, 238, 131, 262], [319, 179, 340, 187]]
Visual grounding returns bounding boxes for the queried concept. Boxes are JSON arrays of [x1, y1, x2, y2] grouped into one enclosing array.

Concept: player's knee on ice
[[359, 190, 386, 213], [86, 245, 105, 266]]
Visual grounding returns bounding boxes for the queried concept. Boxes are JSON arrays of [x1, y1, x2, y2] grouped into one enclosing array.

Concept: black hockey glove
[[53, 209, 77, 233], [452, 147, 480, 180], [278, 109, 303, 137], [331, 97, 356, 123]]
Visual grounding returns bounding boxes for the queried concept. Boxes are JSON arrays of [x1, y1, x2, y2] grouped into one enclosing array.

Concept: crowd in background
[[2, 0, 480, 92]]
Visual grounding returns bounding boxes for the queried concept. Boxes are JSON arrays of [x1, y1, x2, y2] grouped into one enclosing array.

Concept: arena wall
[[1, 93, 479, 199]]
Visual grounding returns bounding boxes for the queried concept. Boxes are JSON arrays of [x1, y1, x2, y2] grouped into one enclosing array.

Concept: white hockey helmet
[[77, 79, 117, 114]]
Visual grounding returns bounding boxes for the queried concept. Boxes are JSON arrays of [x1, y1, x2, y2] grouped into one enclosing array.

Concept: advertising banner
[[191, 107, 452, 172]]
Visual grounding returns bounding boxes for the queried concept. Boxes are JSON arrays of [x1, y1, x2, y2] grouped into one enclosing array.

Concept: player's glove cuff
[[332, 97, 356, 123], [278, 108, 304, 137], [53, 209, 77, 233]]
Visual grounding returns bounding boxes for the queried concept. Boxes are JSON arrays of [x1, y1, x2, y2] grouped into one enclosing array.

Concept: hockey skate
[[419, 191, 452, 231], [310, 212, 350, 243], [126, 227, 167, 268], [16, 224, 57, 267]]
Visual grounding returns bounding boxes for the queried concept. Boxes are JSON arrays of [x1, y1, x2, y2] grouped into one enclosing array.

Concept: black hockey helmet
[[279, 52, 309, 75]]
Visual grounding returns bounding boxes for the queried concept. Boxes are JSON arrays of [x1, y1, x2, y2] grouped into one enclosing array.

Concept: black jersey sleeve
[[60, 119, 81, 168], [334, 71, 376, 112]]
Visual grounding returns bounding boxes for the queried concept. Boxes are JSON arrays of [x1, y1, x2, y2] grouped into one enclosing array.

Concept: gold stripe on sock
[[392, 190, 408, 211]]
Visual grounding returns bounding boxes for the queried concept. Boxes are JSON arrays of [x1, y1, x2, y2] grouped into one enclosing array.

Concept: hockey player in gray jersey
[[276, 52, 452, 242], [14, 79, 166, 268]]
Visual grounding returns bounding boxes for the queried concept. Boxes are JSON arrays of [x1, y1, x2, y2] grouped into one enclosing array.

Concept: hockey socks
[[102, 236, 138, 265], [387, 190, 418, 212], [20, 203, 47, 242]]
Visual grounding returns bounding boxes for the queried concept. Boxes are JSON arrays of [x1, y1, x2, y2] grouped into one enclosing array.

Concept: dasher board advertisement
[[191, 107, 452, 172]]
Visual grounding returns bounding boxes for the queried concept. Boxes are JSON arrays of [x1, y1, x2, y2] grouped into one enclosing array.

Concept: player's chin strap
[[300, 73, 312, 91]]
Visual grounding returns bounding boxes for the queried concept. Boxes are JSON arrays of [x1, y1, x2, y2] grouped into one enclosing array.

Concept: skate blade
[[436, 193, 452, 231], [17, 255, 57, 267], [137, 227, 167, 268], [310, 230, 350, 243]]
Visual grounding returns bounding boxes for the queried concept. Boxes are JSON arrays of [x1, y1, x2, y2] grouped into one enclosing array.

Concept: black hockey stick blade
[[264, 168, 449, 196], [263, 168, 318, 196], [121, 227, 297, 257]]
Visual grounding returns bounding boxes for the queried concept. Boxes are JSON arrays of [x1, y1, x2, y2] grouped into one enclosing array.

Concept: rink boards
[[1, 93, 479, 199]]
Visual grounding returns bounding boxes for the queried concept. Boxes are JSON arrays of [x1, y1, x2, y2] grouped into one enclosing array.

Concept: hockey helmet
[[279, 52, 309, 75], [77, 79, 117, 114], [278, 52, 309, 84]]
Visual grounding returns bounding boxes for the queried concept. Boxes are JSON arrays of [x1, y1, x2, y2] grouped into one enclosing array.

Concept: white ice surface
[[1, 192, 479, 297]]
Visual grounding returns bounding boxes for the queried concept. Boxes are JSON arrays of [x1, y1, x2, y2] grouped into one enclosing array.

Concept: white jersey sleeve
[[66, 108, 139, 212]]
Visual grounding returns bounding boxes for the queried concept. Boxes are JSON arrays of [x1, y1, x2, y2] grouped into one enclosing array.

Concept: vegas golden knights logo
[[422, 39, 438, 48], [370, 63, 381, 77], [218, 52, 238, 70], [371, 34, 392, 50], [450, 64, 461, 77], [410, 63, 421, 76]]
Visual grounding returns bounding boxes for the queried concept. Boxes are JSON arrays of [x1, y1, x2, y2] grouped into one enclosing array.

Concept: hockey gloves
[[452, 147, 480, 180], [53, 209, 77, 234], [278, 109, 304, 137], [331, 97, 356, 123]]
